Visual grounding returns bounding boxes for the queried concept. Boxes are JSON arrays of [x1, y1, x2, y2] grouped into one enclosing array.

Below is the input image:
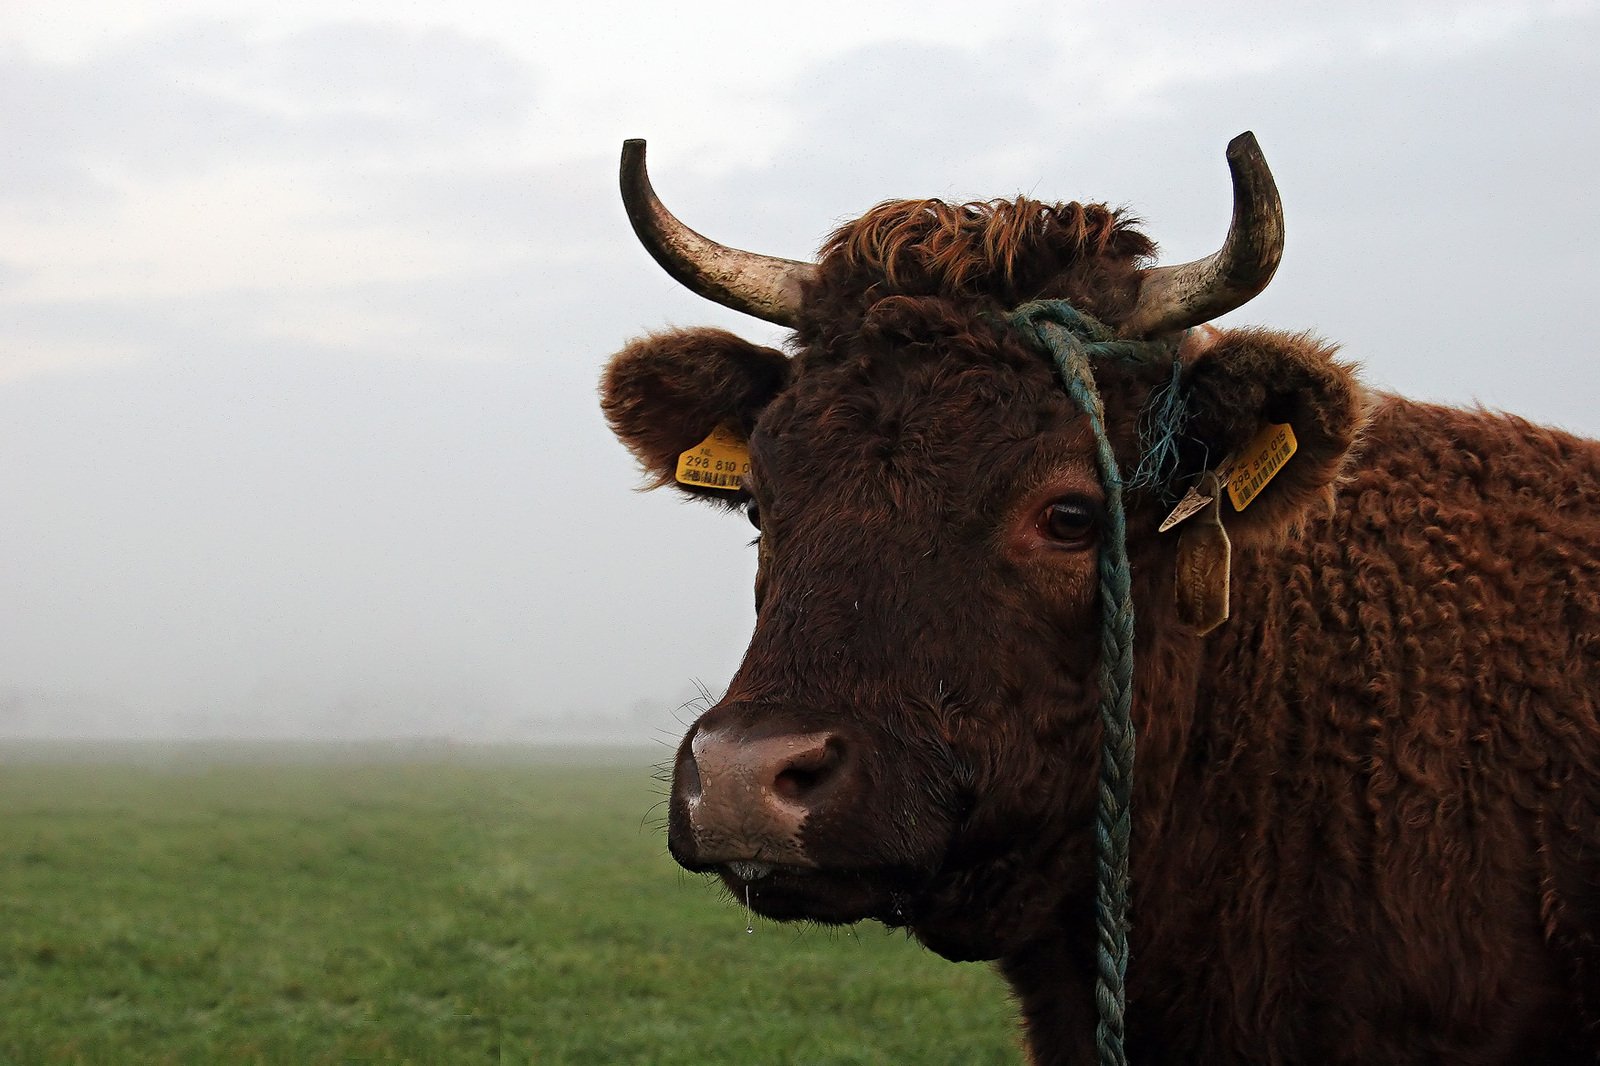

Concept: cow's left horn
[[620, 140, 815, 328], [1118, 132, 1285, 338]]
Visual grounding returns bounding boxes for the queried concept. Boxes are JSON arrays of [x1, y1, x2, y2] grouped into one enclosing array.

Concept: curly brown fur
[[799, 198, 1154, 350], [1109, 397, 1600, 1064]]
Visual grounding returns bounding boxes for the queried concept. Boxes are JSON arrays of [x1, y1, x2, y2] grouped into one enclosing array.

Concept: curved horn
[[620, 139, 815, 328], [1118, 132, 1285, 339]]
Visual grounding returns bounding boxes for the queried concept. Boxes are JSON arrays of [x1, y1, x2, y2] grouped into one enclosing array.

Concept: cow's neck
[[999, 918, 1103, 1066], [996, 563, 1219, 1066]]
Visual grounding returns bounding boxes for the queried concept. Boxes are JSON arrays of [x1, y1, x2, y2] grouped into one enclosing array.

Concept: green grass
[[0, 745, 1022, 1064]]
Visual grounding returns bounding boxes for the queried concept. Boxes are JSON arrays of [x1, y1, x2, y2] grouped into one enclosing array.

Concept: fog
[[2, 1, 1596, 741]]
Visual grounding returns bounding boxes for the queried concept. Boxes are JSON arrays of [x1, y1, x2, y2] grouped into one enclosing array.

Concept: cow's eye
[[1038, 498, 1098, 546], [746, 500, 762, 531]]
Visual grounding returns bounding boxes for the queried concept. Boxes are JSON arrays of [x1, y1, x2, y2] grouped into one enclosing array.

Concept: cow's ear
[[1176, 326, 1367, 546], [600, 327, 790, 505]]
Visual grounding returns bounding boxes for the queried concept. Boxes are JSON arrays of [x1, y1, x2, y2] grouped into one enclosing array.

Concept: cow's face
[[603, 137, 1361, 959], [602, 299, 1364, 960], [700, 306, 1111, 955]]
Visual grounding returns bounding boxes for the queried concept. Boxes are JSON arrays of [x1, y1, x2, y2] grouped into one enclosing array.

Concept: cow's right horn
[[1118, 132, 1285, 339], [620, 140, 815, 329]]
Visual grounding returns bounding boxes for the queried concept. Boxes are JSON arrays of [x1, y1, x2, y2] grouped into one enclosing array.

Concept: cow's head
[[601, 136, 1364, 961]]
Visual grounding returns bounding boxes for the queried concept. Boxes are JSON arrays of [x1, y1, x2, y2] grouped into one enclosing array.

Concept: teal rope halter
[[1006, 300, 1180, 1066]]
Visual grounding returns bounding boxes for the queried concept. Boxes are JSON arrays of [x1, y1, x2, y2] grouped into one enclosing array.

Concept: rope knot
[[1008, 301, 1191, 500]]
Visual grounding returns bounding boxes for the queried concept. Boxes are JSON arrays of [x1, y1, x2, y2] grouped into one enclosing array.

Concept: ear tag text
[[675, 425, 750, 491], [1225, 422, 1296, 511], [1174, 470, 1231, 635]]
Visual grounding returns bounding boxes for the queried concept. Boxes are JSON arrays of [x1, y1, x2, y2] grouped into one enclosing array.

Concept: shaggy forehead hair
[[817, 198, 1157, 300]]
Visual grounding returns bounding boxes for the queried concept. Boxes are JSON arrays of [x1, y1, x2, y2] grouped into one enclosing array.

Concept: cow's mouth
[[715, 862, 919, 926]]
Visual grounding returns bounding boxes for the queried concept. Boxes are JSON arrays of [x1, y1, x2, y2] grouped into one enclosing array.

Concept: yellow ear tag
[[674, 425, 750, 491], [1225, 423, 1297, 512]]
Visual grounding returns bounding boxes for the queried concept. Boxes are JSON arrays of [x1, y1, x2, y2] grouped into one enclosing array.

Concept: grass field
[[0, 744, 1023, 1064]]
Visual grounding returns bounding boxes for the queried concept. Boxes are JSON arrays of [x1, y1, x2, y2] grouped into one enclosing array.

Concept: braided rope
[[1006, 301, 1173, 1066]]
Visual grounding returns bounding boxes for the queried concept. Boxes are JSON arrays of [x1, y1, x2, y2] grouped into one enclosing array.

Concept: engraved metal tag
[[1174, 470, 1231, 635]]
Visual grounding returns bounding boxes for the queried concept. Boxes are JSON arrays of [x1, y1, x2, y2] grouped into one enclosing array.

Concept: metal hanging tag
[[1174, 470, 1231, 635]]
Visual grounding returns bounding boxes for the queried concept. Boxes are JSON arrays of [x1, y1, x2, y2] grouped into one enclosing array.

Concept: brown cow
[[600, 134, 1600, 1064]]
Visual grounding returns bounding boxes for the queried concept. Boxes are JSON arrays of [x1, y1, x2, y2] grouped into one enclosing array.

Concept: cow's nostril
[[774, 764, 820, 800], [772, 736, 845, 801]]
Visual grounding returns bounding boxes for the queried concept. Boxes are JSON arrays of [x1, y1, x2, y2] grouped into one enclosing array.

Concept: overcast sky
[[2, 1, 1597, 741]]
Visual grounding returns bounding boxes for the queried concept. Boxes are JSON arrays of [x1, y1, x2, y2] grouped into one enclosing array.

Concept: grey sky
[[2, 1, 1597, 740]]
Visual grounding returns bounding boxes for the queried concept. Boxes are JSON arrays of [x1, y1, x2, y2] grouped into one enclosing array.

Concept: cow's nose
[[673, 727, 851, 868]]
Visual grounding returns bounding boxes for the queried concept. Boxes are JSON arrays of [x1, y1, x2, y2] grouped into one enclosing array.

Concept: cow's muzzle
[[668, 724, 854, 871]]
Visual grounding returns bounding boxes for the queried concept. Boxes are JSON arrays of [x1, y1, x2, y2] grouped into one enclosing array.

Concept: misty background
[[2, 1, 1596, 742]]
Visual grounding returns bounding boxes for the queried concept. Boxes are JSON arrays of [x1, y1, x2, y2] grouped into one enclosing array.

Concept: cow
[[599, 134, 1600, 1064]]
